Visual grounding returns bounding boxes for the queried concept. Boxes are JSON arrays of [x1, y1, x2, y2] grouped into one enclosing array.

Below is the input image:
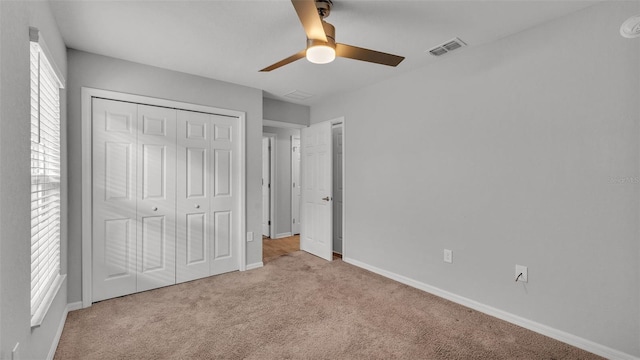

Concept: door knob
[[195, 204, 200, 209], [152, 207, 158, 211], [322, 196, 331, 201]]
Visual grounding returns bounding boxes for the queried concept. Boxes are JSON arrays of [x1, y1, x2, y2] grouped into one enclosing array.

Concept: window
[[30, 28, 64, 327]]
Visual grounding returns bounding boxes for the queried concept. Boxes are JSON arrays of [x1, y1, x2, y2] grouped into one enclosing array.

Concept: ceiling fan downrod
[[315, 0, 332, 19]]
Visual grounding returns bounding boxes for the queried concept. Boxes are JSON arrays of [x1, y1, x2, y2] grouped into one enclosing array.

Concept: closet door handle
[[152, 207, 158, 211], [195, 204, 200, 209]]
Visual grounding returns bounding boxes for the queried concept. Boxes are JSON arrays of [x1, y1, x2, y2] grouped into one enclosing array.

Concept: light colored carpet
[[55, 252, 602, 359]]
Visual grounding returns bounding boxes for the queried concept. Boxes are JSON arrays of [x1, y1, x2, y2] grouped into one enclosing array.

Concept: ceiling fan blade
[[260, 50, 307, 72], [292, 0, 327, 42], [335, 43, 405, 67]]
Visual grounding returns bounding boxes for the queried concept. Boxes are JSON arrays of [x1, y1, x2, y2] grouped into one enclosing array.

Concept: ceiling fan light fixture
[[306, 44, 335, 64], [259, 0, 404, 71]]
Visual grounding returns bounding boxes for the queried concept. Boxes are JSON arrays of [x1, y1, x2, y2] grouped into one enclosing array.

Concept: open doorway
[[262, 118, 345, 263], [262, 126, 303, 263]]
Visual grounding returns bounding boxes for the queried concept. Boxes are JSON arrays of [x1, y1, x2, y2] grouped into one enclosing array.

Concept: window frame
[[29, 27, 66, 328]]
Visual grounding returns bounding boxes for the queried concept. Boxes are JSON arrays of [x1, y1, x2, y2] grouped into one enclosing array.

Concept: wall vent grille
[[427, 37, 467, 57]]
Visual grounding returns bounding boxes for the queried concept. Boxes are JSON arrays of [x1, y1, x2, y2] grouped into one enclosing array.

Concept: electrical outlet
[[247, 232, 254, 242], [515, 264, 528, 283], [443, 249, 453, 263]]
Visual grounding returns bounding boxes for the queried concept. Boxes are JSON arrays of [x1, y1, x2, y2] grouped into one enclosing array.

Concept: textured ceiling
[[50, 0, 599, 105]]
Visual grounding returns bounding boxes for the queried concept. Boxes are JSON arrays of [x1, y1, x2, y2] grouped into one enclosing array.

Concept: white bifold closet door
[[136, 104, 177, 292], [92, 98, 239, 302], [176, 111, 239, 282], [92, 99, 139, 302], [207, 114, 239, 276], [176, 110, 210, 282]]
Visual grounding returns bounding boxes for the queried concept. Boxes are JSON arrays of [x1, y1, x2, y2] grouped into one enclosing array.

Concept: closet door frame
[[81, 87, 247, 308]]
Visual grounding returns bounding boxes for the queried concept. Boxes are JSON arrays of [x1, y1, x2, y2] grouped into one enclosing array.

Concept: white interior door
[[176, 110, 211, 283], [291, 136, 301, 235], [300, 121, 333, 261], [92, 98, 138, 302], [332, 125, 343, 254], [262, 137, 270, 237], [210, 114, 240, 275], [136, 104, 177, 292]]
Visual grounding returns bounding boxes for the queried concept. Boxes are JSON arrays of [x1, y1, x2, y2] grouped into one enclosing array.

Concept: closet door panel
[[92, 98, 138, 302], [176, 110, 211, 282], [136, 104, 177, 292], [210, 115, 239, 275], [213, 210, 231, 259]]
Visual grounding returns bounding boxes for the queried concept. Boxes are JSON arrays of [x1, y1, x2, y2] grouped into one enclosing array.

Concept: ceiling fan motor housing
[[307, 21, 336, 50], [316, 0, 332, 19]]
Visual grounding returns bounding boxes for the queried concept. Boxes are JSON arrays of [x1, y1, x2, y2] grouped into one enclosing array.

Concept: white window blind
[[30, 34, 63, 326]]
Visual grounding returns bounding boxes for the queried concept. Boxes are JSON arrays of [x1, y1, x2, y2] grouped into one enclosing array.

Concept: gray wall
[[66, 50, 264, 303], [263, 126, 301, 237], [311, 1, 640, 357], [263, 97, 310, 126], [0, 1, 69, 359]]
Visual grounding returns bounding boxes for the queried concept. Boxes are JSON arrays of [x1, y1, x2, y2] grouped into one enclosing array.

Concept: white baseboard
[[47, 301, 81, 360], [67, 301, 82, 312], [245, 262, 264, 271], [342, 257, 639, 360], [275, 232, 292, 239]]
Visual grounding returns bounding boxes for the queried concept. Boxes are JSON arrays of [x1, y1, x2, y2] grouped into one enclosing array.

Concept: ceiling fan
[[260, 0, 405, 72]]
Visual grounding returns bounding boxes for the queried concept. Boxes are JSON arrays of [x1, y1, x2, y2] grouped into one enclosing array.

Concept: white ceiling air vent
[[427, 37, 467, 57], [284, 90, 313, 101]]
